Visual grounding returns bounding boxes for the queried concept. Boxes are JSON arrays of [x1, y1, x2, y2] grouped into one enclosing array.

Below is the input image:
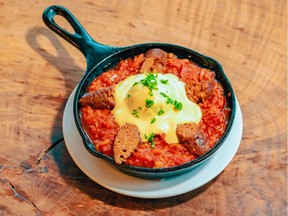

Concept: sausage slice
[[79, 87, 115, 109], [176, 123, 208, 156], [185, 80, 213, 103], [113, 123, 141, 164]]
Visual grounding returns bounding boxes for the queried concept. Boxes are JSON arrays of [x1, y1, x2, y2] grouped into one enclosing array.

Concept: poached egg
[[112, 73, 202, 143]]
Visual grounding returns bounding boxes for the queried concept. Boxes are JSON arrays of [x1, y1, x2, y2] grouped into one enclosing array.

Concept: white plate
[[63, 88, 243, 198]]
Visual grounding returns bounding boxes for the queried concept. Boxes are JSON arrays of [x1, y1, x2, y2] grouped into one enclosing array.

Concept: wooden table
[[0, 0, 286, 215]]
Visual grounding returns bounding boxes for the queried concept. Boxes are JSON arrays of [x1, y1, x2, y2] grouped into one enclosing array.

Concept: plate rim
[[62, 88, 243, 198]]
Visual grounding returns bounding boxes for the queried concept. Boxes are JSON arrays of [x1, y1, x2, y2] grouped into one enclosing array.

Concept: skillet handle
[[42, 5, 121, 72]]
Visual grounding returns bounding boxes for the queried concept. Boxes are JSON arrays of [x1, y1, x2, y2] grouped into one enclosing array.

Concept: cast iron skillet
[[43, 5, 236, 179]]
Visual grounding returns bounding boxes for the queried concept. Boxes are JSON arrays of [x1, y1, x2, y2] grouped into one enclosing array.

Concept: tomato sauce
[[80, 50, 230, 168]]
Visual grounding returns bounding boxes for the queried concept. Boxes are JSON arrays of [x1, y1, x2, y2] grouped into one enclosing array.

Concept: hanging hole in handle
[[54, 15, 76, 35], [43, 5, 124, 73], [43, 5, 93, 50]]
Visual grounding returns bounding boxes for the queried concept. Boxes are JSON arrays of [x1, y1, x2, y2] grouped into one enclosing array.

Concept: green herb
[[166, 98, 174, 104], [160, 79, 169, 84], [133, 82, 138, 86], [138, 106, 142, 110], [158, 109, 164, 116], [160, 92, 183, 111], [145, 132, 155, 148], [140, 73, 159, 93], [151, 117, 156, 124], [173, 101, 183, 111], [145, 99, 154, 108], [127, 94, 131, 98], [131, 109, 139, 118], [160, 92, 168, 98]]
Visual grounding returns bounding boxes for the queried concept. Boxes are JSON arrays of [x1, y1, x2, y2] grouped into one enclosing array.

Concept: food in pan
[[79, 49, 230, 168]]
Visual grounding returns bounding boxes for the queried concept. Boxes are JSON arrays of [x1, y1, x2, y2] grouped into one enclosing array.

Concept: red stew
[[80, 50, 230, 168]]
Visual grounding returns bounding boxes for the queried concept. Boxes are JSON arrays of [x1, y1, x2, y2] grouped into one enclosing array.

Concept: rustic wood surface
[[0, 0, 286, 215]]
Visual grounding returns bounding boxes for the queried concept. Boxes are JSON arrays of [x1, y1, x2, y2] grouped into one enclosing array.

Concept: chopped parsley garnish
[[173, 101, 183, 111], [160, 79, 169, 84], [166, 98, 174, 104], [131, 109, 139, 118], [130, 74, 182, 125], [158, 109, 164, 116], [160, 92, 168, 98], [145, 132, 155, 148], [145, 99, 154, 108], [140, 73, 159, 93], [160, 92, 183, 111]]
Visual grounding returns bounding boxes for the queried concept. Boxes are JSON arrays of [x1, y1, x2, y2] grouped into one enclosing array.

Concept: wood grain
[[0, 0, 286, 215]]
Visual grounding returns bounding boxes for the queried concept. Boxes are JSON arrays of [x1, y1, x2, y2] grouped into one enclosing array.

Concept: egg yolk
[[112, 73, 202, 143]]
